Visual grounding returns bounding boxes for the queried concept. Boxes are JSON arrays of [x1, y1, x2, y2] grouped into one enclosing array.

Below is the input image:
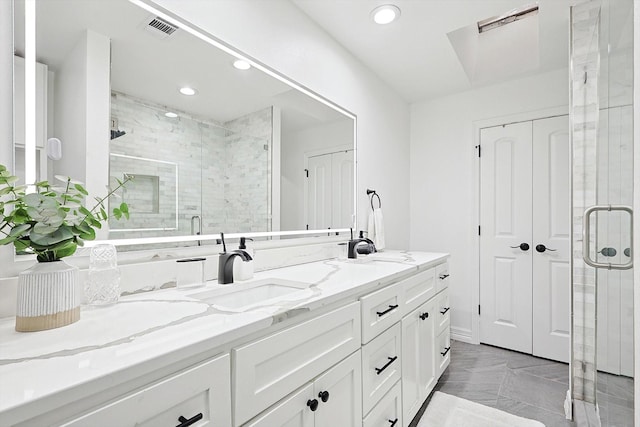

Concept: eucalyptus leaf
[[33, 222, 59, 235], [9, 223, 31, 237], [29, 226, 75, 246], [74, 184, 89, 195]]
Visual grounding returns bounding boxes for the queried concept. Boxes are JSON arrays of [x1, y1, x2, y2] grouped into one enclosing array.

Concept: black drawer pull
[[388, 418, 398, 427], [419, 312, 429, 320], [440, 307, 450, 315], [318, 390, 330, 402], [375, 356, 398, 375], [440, 346, 451, 357], [307, 399, 319, 411], [376, 304, 398, 317], [176, 413, 203, 427], [439, 274, 449, 280]]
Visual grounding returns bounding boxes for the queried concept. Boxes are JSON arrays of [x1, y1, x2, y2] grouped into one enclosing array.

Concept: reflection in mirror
[[15, 0, 355, 250]]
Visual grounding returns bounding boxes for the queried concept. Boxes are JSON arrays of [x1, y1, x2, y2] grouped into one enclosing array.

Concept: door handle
[[510, 243, 530, 251], [583, 205, 633, 270], [535, 244, 556, 253], [599, 247, 617, 257]]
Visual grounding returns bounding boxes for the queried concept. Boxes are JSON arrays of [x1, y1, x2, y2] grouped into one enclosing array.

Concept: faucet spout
[[218, 250, 252, 284], [348, 238, 376, 259]]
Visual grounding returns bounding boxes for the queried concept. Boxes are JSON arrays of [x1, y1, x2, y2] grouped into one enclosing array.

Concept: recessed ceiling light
[[179, 87, 197, 96], [371, 4, 401, 25], [165, 112, 178, 118], [233, 59, 251, 70]]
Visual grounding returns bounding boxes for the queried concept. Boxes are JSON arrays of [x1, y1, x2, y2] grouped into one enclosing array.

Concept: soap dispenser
[[233, 237, 254, 281]]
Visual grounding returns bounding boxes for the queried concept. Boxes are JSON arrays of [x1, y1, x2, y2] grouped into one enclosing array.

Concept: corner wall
[[409, 68, 569, 339]]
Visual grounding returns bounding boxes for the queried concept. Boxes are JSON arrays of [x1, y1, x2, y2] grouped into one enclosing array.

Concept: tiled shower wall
[[109, 92, 271, 240], [570, 0, 601, 404]]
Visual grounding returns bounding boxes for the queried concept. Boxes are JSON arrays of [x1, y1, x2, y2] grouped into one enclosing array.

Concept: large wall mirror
[[13, 0, 356, 251]]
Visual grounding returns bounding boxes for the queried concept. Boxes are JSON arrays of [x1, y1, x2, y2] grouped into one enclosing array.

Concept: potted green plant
[[0, 164, 130, 332]]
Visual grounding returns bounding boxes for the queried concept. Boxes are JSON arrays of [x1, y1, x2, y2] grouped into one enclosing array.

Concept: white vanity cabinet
[[244, 351, 362, 427], [400, 261, 450, 426], [56, 353, 231, 427]]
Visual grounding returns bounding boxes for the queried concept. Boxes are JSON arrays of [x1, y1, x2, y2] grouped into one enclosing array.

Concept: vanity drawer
[[60, 354, 231, 427], [436, 288, 450, 335], [435, 262, 450, 292], [401, 267, 436, 317], [361, 322, 401, 415], [362, 381, 402, 427], [233, 302, 361, 426], [436, 329, 451, 376], [360, 281, 402, 344]]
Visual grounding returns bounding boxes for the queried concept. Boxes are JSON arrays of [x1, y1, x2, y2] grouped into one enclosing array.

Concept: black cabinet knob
[[510, 243, 530, 251], [535, 244, 556, 253], [307, 399, 319, 411], [318, 390, 330, 402], [419, 312, 429, 320], [388, 418, 398, 427]]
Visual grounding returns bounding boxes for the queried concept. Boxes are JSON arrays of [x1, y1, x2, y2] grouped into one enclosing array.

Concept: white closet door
[[307, 153, 333, 230], [479, 122, 533, 354], [532, 116, 571, 363], [331, 150, 354, 229]]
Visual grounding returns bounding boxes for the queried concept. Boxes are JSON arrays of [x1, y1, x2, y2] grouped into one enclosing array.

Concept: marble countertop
[[0, 250, 448, 420]]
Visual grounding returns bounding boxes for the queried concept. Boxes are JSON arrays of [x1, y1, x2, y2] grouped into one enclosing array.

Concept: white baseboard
[[451, 326, 474, 344]]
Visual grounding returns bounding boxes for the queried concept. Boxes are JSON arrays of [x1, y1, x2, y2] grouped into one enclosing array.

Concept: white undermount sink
[[189, 278, 310, 310]]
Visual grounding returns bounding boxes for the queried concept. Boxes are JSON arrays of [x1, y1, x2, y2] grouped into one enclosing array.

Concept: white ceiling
[[292, 0, 575, 102]]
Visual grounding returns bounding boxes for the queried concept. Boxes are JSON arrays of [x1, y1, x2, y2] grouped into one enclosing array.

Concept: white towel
[[367, 208, 386, 250]]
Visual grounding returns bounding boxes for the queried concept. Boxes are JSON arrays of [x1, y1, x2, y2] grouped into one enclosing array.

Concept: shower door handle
[[582, 205, 633, 270]]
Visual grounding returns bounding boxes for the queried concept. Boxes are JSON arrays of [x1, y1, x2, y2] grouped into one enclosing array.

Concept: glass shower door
[[570, 0, 634, 423]]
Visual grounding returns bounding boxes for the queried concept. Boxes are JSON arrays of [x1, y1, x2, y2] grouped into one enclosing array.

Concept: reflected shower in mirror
[[14, 0, 355, 249]]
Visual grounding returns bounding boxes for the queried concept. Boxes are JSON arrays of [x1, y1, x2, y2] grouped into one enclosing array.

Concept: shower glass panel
[[595, 0, 634, 424], [570, 0, 633, 423]]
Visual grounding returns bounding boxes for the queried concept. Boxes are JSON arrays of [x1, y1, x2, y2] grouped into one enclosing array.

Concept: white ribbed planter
[[16, 260, 80, 332]]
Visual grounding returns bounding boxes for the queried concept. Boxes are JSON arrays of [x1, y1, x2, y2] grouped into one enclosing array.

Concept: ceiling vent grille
[[144, 16, 179, 39]]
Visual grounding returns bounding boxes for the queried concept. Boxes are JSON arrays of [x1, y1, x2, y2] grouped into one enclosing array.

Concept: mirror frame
[[17, 0, 358, 250]]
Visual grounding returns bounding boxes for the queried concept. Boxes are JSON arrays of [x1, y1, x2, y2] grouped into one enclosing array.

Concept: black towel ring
[[367, 189, 382, 211]]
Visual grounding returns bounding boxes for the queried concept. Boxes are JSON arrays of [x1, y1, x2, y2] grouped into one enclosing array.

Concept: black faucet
[[218, 250, 252, 284], [347, 229, 377, 259], [217, 232, 253, 284]]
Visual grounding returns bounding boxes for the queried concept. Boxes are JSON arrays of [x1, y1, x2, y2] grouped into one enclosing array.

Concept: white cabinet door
[[479, 122, 534, 354], [401, 299, 436, 424], [244, 384, 314, 427], [314, 351, 362, 427]]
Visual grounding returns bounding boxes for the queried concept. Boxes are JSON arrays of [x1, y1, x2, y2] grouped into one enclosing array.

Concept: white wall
[[281, 119, 353, 231], [409, 67, 569, 339], [147, 0, 411, 249], [53, 30, 111, 240]]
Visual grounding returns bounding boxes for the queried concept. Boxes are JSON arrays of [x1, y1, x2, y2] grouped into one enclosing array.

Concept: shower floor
[[412, 340, 633, 427]]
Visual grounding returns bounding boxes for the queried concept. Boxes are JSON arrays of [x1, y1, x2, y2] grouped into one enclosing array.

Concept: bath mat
[[417, 392, 546, 427]]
